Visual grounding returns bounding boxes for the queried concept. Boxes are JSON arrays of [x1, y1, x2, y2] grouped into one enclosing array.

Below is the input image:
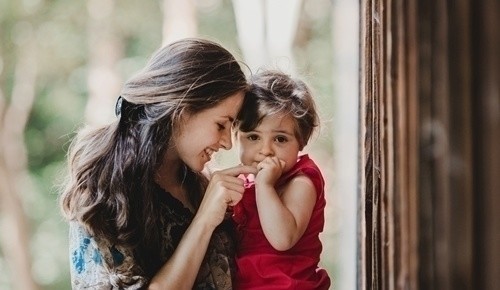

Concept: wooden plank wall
[[359, 0, 498, 289], [470, 1, 499, 289]]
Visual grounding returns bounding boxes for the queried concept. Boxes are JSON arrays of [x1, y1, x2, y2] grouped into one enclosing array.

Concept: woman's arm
[[254, 158, 316, 251], [148, 165, 257, 290], [68, 222, 148, 290], [147, 216, 214, 290]]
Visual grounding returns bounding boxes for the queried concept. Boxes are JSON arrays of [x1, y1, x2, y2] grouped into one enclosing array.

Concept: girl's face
[[170, 91, 244, 172], [237, 113, 301, 174]]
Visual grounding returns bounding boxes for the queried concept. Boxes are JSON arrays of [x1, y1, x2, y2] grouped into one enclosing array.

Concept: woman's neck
[[155, 160, 194, 212]]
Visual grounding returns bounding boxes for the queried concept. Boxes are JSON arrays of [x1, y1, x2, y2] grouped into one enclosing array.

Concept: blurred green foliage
[[0, 0, 333, 289]]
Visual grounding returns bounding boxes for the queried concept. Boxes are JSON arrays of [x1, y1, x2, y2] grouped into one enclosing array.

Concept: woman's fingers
[[215, 164, 258, 177], [197, 164, 258, 228], [209, 164, 258, 191], [211, 165, 258, 206], [224, 188, 246, 206]]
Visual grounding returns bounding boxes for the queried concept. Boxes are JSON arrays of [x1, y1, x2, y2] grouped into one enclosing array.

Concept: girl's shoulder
[[278, 155, 324, 188]]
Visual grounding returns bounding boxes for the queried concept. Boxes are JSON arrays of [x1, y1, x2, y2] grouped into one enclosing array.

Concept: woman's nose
[[219, 130, 232, 150]]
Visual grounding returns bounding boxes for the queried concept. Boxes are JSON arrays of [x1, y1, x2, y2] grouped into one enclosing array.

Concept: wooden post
[[359, 0, 498, 289]]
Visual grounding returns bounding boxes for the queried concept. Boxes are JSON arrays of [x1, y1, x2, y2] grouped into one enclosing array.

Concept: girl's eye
[[275, 136, 288, 143], [247, 134, 259, 141]]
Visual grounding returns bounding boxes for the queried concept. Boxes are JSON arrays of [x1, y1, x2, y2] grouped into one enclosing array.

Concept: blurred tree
[[85, 0, 124, 126], [162, 0, 197, 46], [0, 2, 40, 289], [232, 0, 303, 73], [0, 1, 335, 289]]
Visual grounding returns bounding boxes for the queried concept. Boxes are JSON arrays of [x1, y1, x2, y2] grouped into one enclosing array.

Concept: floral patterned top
[[68, 185, 236, 289]]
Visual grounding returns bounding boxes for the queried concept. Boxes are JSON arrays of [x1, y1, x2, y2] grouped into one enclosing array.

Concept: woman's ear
[[171, 110, 190, 138]]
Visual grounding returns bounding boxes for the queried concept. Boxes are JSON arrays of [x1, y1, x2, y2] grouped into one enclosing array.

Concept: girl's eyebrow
[[272, 129, 294, 135], [247, 129, 294, 136]]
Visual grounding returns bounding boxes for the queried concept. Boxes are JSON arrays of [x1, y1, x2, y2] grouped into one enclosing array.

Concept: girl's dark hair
[[60, 38, 247, 275], [235, 70, 319, 150]]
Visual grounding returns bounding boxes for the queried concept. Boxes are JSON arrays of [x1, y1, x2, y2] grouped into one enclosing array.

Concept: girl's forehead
[[257, 114, 297, 130]]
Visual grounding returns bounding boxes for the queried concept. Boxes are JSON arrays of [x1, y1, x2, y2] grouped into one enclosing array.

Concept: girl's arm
[[148, 165, 257, 290], [254, 158, 316, 251]]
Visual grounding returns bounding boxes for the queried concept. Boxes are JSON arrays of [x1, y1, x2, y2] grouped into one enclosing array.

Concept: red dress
[[232, 155, 331, 290]]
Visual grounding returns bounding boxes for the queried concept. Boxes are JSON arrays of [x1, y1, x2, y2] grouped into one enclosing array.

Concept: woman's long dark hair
[[60, 38, 247, 275]]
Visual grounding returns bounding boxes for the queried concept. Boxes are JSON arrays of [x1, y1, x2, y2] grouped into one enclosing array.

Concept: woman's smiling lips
[[203, 148, 217, 160]]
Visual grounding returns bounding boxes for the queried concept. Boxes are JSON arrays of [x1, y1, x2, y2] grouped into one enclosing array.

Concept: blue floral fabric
[[68, 186, 236, 289], [69, 222, 147, 289]]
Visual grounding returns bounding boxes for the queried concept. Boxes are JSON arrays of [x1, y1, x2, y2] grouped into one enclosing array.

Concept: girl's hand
[[196, 165, 257, 229], [255, 157, 286, 186]]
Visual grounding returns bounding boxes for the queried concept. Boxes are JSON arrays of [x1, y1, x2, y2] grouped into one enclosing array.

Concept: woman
[[60, 38, 257, 289]]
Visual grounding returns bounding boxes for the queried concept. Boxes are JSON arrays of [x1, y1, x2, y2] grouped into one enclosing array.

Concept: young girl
[[232, 70, 331, 289]]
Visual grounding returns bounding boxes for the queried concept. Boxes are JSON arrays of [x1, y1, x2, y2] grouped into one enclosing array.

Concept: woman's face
[[170, 91, 245, 172]]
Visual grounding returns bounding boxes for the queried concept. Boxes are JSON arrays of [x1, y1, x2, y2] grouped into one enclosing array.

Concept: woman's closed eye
[[217, 123, 226, 131]]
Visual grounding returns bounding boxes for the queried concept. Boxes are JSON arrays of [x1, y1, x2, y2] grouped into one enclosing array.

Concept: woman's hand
[[196, 165, 257, 229], [148, 164, 256, 290]]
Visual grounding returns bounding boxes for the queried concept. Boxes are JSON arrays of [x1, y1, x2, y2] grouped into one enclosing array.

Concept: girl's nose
[[259, 141, 274, 156]]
